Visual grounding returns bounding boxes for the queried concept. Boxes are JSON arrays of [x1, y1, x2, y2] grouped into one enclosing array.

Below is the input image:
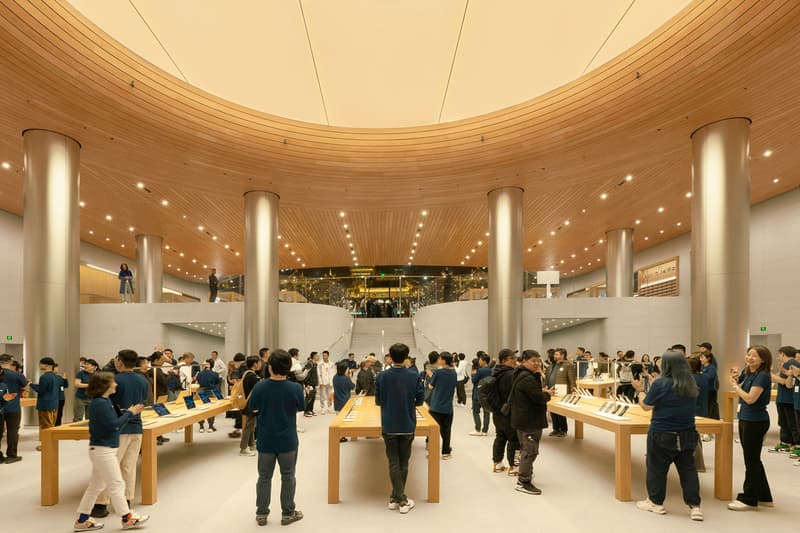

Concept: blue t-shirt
[[32, 371, 60, 411], [644, 377, 696, 432], [88, 397, 134, 448], [197, 369, 220, 390], [692, 373, 709, 417], [75, 370, 92, 400], [793, 375, 800, 411], [248, 379, 304, 454], [776, 360, 800, 404], [375, 366, 425, 435], [111, 371, 148, 434], [332, 374, 354, 412], [471, 366, 492, 400], [429, 367, 457, 414], [58, 376, 68, 402], [737, 370, 771, 422], [0, 369, 27, 413], [701, 360, 719, 391]]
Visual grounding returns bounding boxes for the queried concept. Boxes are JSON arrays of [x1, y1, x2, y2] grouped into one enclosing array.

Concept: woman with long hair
[[632, 351, 703, 521], [118, 263, 133, 303], [728, 345, 773, 510]]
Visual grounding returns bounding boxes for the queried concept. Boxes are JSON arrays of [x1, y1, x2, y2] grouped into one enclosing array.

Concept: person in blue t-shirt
[[197, 359, 221, 433], [0, 354, 27, 464], [428, 352, 457, 459], [73, 371, 148, 531], [786, 359, 800, 465], [30, 356, 60, 450], [332, 362, 355, 443], [74, 359, 98, 422], [768, 346, 799, 453], [53, 364, 69, 426], [248, 349, 305, 527], [632, 351, 703, 521], [727, 345, 773, 511], [688, 356, 709, 472], [471, 353, 492, 435]]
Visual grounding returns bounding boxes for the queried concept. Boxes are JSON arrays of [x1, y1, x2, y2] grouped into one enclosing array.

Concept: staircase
[[349, 318, 420, 359]]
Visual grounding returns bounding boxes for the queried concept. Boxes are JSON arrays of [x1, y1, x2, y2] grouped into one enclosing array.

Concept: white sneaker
[[468, 431, 482, 436], [239, 448, 255, 457], [701, 434, 713, 442], [387, 501, 399, 511], [690, 507, 704, 521], [398, 499, 415, 514], [480, 431, 489, 436], [727, 500, 757, 511], [636, 499, 666, 515]]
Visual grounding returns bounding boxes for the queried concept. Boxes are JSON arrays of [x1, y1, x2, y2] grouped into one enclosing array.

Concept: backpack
[[231, 370, 256, 410], [477, 375, 503, 413]]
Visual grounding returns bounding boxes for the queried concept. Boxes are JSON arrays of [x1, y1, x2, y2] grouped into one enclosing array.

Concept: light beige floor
[[2, 404, 798, 532]]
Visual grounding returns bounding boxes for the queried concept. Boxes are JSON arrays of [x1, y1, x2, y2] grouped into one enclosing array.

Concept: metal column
[[605, 228, 634, 297], [487, 187, 523, 357], [136, 234, 163, 303], [691, 117, 751, 381], [243, 191, 280, 356], [22, 129, 81, 422]]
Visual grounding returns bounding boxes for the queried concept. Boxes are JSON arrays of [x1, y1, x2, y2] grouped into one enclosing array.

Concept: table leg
[[721, 395, 735, 423], [614, 427, 632, 501], [427, 428, 440, 503], [40, 430, 59, 506], [141, 431, 158, 504], [574, 420, 584, 440], [185, 424, 193, 443], [714, 422, 733, 500], [328, 427, 340, 504]]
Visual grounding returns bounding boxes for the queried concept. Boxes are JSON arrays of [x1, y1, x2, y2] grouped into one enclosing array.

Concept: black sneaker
[[281, 510, 303, 525], [3, 456, 21, 464], [256, 514, 268, 526], [515, 481, 542, 495], [90, 504, 109, 518]]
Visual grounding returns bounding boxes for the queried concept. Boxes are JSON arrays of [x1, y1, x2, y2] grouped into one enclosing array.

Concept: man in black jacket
[[509, 350, 555, 495], [303, 352, 319, 416], [491, 349, 520, 474], [239, 356, 262, 456]]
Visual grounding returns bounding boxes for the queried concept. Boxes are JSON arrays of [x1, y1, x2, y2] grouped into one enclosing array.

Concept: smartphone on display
[[618, 405, 629, 416]]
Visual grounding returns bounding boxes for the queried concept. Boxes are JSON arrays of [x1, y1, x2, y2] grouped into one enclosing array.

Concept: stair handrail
[[323, 318, 354, 355], [411, 319, 444, 352]]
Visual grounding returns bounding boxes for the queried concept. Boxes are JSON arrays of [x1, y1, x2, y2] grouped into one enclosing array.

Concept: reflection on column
[[605, 228, 634, 297], [244, 191, 279, 356], [136, 234, 163, 303]]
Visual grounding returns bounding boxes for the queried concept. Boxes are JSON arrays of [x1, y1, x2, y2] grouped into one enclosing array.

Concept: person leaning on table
[[632, 351, 703, 521]]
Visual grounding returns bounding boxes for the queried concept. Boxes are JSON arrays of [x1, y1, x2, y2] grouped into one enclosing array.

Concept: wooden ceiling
[[0, 0, 799, 283]]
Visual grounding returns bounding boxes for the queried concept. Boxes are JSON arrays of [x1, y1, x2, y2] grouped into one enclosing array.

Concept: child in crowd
[[73, 371, 149, 531], [332, 362, 354, 443], [29, 357, 60, 451]]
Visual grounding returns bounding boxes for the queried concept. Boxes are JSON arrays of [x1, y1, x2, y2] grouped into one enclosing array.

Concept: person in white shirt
[[455, 353, 469, 407], [211, 350, 228, 396], [178, 352, 195, 392], [288, 348, 306, 433], [317, 351, 336, 414]]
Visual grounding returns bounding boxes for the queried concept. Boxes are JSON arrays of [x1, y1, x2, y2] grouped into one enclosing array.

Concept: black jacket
[[491, 364, 516, 427], [355, 367, 376, 396], [241, 370, 261, 415], [509, 367, 551, 431], [304, 360, 319, 387]]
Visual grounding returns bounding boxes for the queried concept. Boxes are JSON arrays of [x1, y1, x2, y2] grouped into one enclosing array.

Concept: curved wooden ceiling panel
[[0, 0, 798, 282]]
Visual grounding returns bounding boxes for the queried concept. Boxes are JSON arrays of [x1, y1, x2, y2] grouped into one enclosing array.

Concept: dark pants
[[516, 429, 542, 484], [617, 384, 635, 401], [198, 417, 215, 429], [209, 288, 218, 302], [383, 434, 413, 503], [707, 389, 720, 420], [0, 411, 21, 459], [472, 399, 489, 433], [645, 430, 700, 506], [737, 420, 772, 506], [492, 415, 519, 465], [304, 388, 316, 414], [551, 413, 568, 433], [256, 449, 298, 516], [430, 411, 453, 455], [456, 378, 467, 405], [776, 402, 798, 444], [56, 399, 65, 426]]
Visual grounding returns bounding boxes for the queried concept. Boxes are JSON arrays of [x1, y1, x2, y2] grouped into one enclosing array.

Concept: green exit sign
[[5, 335, 11, 341], [760, 326, 767, 332]]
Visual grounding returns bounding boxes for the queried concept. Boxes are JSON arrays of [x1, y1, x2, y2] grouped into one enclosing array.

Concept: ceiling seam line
[[298, 0, 330, 126], [127, 0, 189, 82], [581, 0, 637, 75], [438, 0, 470, 124]]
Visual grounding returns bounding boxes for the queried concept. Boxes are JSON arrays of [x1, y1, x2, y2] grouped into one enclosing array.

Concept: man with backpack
[[233, 356, 261, 456], [490, 349, 520, 474], [470, 353, 492, 436]]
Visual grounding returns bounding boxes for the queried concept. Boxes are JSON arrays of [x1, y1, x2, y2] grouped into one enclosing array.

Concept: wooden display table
[[40, 397, 232, 506], [721, 388, 777, 422], [576, 378, 615, 397], [328, 396, 440, 504], [547, 395, 732, 502]]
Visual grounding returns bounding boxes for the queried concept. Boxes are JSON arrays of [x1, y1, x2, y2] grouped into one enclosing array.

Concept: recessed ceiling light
[[550, 231, 556, 236], [644, 236, 649, 240], [88, 230, 94, 235], [121, 244, 125, 248], [460, 261, 465, 265], [79, 201, 85, 207], [136, 182, 145, 189], [763, 149, 773, 157], [1, 162, 10, 170], [179, 252, 184, 257], [353, 257, 357, 261], [105, 215, 112, 221], [581, 208, 587, 214], [477, 240, 483, 246], [564, 220, 570, 226], [625, 174, 633, 182], [224, 244, 229, 249], [346, 234, 351, 239], [587, 262, 591, 266], [165, 245, 170, 250], [296, 258, 301, 262], [676, 222, 682, 226], [598, 239, 604, 244], [198, 225, 204, 231], [212, 235, 217, 240], [168, 264, 172, 268], [349, 243, 353, 248], [635, 219, 641, 225], [301, 263, 306, 267], [560, 260, 565, 264], [284, 243, 289, 248], [161, 199, 169, 206], [192, 259, 197, 263], [685, 192, 692, 198], [203, 264, 207, 268], [339, 211, 345, 217], [600, 193, 608, 200], [409, 256, 413, 260], [596, 258, 600, 262], [105, 237, 110, 241], [421, 210, 428, 216], [354, 262, 359, 266], [343, 224, 348, 229], [413, 242, 418, 247], [235, 252, 240, 256], [772, 177, 780, 183], [177, 267, 181, 272], [128, 226, 134, 232], [537, 240, 543, 245], [465, 255, 471, 260], [418, 223, 424, 228], [583, 247, 588, 251], [658, 207, 664, 213], [485, 232, 490, 237], [571, 253, 576, 258], [659, 229, 665, 234], [278, 235, 282, 240], [290, 251, 295, 256], [551, 265, 556, 269], [471, 248, 476, 253], [527, 248, 532, 252], [351, 250, 356, 255]]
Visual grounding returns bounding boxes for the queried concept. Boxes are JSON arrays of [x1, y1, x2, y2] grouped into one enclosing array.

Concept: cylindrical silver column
[[605, 228, 634, 297], [23, 129, 81, 423], [487, 187, 523, 357], [691, 118, 750, 383], [136, 234, 163, 303], [244, 191, 280, 356]]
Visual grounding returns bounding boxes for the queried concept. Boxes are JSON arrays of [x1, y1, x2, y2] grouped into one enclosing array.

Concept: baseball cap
[[697, 342, 712, 350], [40, 356, 56, 367]]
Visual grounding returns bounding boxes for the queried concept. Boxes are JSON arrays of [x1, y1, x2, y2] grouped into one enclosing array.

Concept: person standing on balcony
[[209, 268, 219, 302], [118, 263, 133, 303]]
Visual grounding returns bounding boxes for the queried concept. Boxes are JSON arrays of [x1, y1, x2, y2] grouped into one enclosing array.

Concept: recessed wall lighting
[[161, 199, 169, 206], [658, 207, 664, 213], [600, 193, 608, 200], [1, 162, 10, 170], [763, 149, 773, 157], [105, 215, 112, 221], [136, 182, 145, 189]]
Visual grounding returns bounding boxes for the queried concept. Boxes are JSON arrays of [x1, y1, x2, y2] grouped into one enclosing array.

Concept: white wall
[[278, 303, 353, 359], [543, 319, 607, 353], [162, 325, 225, 360]]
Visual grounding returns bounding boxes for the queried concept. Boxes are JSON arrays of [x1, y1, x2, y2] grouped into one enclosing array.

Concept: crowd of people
[[1, 339, 798, 527]]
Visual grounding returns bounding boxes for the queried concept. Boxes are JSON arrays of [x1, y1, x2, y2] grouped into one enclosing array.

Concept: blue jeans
[[646, 430, 700, 506], [256, 449, 298, 516], [472, 399, 489, 433]]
